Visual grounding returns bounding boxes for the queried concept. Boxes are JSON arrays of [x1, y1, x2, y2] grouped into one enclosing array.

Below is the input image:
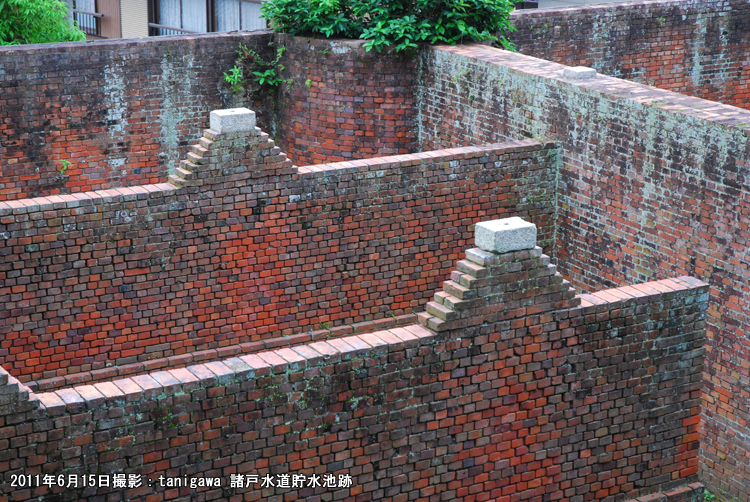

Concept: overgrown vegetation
[[224, 43, 291, 95], [260, 0, 517, 52], [0, 0, 86, 45]]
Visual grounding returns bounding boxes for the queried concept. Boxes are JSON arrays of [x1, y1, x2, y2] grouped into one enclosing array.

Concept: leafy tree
[[261, 0, 516, 53], [0, 0, 86, 46]]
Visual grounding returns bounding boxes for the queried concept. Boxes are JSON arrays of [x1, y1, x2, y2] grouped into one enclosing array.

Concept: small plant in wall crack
[[59, 159, 71, 175], [225, 43, 293, 96], [223, 65, 245, 94]]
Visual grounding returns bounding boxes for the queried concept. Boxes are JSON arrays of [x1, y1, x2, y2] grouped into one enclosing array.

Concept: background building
[[64, 0, 266, 39]]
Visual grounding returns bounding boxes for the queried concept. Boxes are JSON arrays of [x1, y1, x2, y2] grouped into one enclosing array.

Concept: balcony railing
[[73, 9, 103, 36], [148, 23, 204, 36]]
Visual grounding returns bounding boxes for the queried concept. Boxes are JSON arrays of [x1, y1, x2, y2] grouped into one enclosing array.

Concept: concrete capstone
[[475, 217, 537, 254], [209, 108, 256, 133], [563, 66, 597, 79]]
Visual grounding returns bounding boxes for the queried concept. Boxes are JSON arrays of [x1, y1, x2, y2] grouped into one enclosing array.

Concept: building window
[[148, 0, 266, 36], [65, 0, 103, 37], [215, 0, 266, 32]]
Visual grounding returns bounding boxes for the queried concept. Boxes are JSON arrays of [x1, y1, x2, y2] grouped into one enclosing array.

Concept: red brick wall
[[417, 44, 750, 500], [0, 125, 558, 382], [509, 0, 750, 110], [0, 32, 274, 202], [274, 34, 418, 165], [0, 245, 708, 502], [0, 32, 419, 201]]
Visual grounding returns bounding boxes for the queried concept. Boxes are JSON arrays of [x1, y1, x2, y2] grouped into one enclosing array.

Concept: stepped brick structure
[[0, 109, 710, 502], [417, 218, 578, 333], [2, 0, 749, 496], [0, 214, 708, 502], [0, 108, 558, 384]]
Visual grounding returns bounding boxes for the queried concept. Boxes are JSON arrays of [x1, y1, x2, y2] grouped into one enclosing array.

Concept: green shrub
[[0, 0, 86, 45], [261, 0, 516, 53]]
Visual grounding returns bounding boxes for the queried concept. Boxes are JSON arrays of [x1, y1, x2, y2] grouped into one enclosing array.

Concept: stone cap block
[[475, 217, 536, 254], [209, 108, 256, 133], [563, 66, 597, 79]]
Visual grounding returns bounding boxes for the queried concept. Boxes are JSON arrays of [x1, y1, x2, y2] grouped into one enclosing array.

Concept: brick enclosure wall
[[417, 44, 750, 500], [509, 0, 750, 110], [0, 122, 558, 382], [274, 35, 418, 166], [0, 239, 709, 502], [2, 15, 746, 497], [0, 32, 419, 202], [0, 31, 274, 202]]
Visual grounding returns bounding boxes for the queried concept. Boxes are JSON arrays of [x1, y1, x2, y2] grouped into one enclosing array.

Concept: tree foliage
[[261, 0, 516, 53], [0, 0, 86, 46]]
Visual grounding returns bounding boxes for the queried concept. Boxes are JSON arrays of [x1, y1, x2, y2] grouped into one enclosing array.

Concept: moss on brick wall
[[509, 0, 750, 110], [417, 43, 750, 501]]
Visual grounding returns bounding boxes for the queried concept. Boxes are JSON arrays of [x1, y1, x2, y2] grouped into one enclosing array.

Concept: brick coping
[[431, 44, 750, 129], [0, 140, 546, 215], [34, 323, 438, 415], [294, 140, 544, 172], [0, 29, 272, 54], [26, 313, 419, 393], [27, 274, 708, 395]]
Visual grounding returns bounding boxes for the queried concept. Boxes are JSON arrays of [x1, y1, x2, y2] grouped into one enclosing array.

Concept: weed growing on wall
[[224, 42, 292, 96], [261, 0, 517, 52], [223, 65, 244, 93]]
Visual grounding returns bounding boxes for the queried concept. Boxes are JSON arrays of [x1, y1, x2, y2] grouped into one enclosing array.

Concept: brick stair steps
[[168, 174, 184, 186], [417, 311, 446, 332], [443, 280, 475, 300], [168, 174, 200, 188], [465, 248, 499, 267], [175, 166, 196, 180], [186, 152, 206, 165], [457, 259, 489, 278], [436, 289, 477, 310], [434, 291, 452, 305], [455, 272, 478, 289], [190, 145, 211, 158], [180, 159, 199, 170], [426, 301, 458, 321]]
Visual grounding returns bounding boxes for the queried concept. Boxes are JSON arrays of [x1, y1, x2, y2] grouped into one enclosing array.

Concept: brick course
[[0, 234, 709, 502], [509, 0, 750, 110], [417, 43, 750, 500]]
